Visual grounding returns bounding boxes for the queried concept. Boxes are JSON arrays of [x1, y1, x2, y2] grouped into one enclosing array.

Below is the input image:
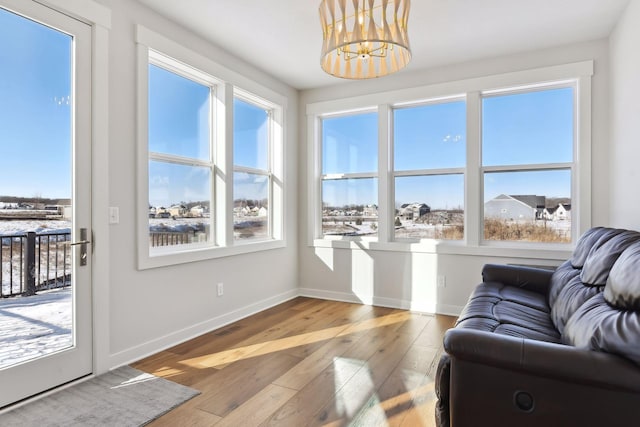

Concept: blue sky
[[322, 87, 573, 209], [0, 8, 72, 200]]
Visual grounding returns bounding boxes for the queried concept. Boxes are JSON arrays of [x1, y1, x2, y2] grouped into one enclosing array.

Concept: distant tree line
[[0, 195, 70, 207]]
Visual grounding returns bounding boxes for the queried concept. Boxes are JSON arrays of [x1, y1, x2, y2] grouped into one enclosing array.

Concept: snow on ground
[[0, 219, 71, 235], [0, 287, 72, 369]]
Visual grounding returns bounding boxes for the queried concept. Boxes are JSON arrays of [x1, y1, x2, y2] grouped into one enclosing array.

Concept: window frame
[[136, 26, 286, 270], [307, 61, 592, 259], [480, 81, 577, 246], [232, 90, 278, 244], [391, 97, 467, 242], [319, 109, 379, 240]]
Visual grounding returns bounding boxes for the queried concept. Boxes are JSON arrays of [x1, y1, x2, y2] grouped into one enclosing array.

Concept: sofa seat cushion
[[563, 293, 640, 366], [455, 282, 561, 343]]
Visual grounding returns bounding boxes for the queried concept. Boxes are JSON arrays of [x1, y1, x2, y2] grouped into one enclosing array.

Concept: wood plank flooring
[[132, 297, 457, 427]]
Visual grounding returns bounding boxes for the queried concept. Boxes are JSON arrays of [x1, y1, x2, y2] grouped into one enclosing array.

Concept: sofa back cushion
[[581, 229, 640, 285], [563, 293, 640, 366], [549, 227, 640, 334], [550, 270, 601, 334], [605, 241, 640, 310]]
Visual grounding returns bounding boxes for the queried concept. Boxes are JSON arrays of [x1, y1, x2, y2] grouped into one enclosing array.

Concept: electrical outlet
[[437, 275, 446, 288], [217, 282, 224, 296]]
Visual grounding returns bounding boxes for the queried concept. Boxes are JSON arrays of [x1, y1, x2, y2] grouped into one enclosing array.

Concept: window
[[148, 59, 215, 251], [321, 112, 378, 237], [308, 61, 591, 251], [482, 86, 574, 243], [137, 28, 286, 268], [233, 96, 273, 241], [393, 100, 466, 240], [147, 59, 214, 249]]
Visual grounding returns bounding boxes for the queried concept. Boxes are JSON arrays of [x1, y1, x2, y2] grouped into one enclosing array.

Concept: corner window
[[321, 112, 378, 237], [393, 100, 466, 240], [482, 86, 574, 243]]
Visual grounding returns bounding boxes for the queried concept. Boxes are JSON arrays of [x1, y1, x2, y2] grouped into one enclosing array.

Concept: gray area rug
[[0, 365, 199, 426]]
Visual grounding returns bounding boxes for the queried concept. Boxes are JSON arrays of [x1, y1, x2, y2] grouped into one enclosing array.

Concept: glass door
[[0, 0, 92, 408]]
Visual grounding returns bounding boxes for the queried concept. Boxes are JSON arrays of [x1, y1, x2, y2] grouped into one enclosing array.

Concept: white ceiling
[[136, 0, 630, 90]]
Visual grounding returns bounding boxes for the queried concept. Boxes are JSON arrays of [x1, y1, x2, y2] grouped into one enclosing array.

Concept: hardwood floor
[[132, 297, 457, 427]]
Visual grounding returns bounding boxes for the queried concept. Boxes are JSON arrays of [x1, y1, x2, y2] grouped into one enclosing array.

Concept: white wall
[[99, 0, 299, 368], [298, 40, 611, 314], [610, 0, 640, 229]]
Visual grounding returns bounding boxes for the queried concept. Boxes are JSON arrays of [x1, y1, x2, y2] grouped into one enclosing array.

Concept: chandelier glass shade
[[319, 0, 411, 79]]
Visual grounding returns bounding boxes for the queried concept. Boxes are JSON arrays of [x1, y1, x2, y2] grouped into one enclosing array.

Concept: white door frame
[[35, 0, 113, 376]]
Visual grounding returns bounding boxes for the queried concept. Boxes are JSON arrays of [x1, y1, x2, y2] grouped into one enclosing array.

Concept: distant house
[[542, 203, 572, 221], [189, 205, 205, 217], [168, 204, 187, 217], [542, 206, 557, 220], [484, 194, 546, 221], [258, 206, 268, 217], [556, 203, 571, 220], [363, 204, 378, 217], [398, 203, 430, 220]]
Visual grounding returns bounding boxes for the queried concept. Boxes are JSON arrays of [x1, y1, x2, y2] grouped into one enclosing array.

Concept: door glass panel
[[0, 7, 73, 369]]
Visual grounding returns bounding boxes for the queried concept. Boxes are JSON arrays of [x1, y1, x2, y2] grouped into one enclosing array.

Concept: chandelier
[[319, 0, 411, 79]]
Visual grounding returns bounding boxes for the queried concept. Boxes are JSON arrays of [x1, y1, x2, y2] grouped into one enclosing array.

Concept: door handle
[[71, 228, 90, 266]]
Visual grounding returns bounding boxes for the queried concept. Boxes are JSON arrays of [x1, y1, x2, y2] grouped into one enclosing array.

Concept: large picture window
[[308, 61, 591, 251]]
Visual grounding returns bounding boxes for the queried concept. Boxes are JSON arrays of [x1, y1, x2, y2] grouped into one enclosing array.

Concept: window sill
[[311, 238, 572, 261], [138, 239, 286, 270]]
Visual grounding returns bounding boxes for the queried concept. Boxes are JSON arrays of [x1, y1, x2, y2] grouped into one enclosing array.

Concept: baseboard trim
[[109, 287, 462, 369], [108, 288, 299, 369], [298, 288, 464, 316]]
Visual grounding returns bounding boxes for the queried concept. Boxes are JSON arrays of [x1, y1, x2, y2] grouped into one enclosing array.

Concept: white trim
[[297, 288, 465, 316], [465, 91, 481, 246], [90, 20, 110, 376], [35, 0, 111, 28], [306, 61, 593, 115]]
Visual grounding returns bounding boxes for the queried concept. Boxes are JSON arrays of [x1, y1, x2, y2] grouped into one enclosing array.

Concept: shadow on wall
[[308, 241, 457, 314]]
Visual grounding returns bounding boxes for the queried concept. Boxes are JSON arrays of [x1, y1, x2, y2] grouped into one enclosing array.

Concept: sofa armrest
[[481, 264, 555, 295], [444, 328, 640, 393]]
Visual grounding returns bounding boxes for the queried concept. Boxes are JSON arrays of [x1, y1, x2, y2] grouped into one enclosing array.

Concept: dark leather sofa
[[435, 227, 640, 427]]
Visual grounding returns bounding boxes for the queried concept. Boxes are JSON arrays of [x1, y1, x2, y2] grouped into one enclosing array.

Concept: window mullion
[[465, 91, 481, 246], [149, 152, 213, 168], [378, 104, 391, 243], [482, 163, 573, 173], [394, 167, 466, 177], [214, 82, 233, 247]]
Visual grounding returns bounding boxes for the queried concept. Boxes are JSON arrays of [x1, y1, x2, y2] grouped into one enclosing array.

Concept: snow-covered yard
[[0, 287, 72, 369]]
